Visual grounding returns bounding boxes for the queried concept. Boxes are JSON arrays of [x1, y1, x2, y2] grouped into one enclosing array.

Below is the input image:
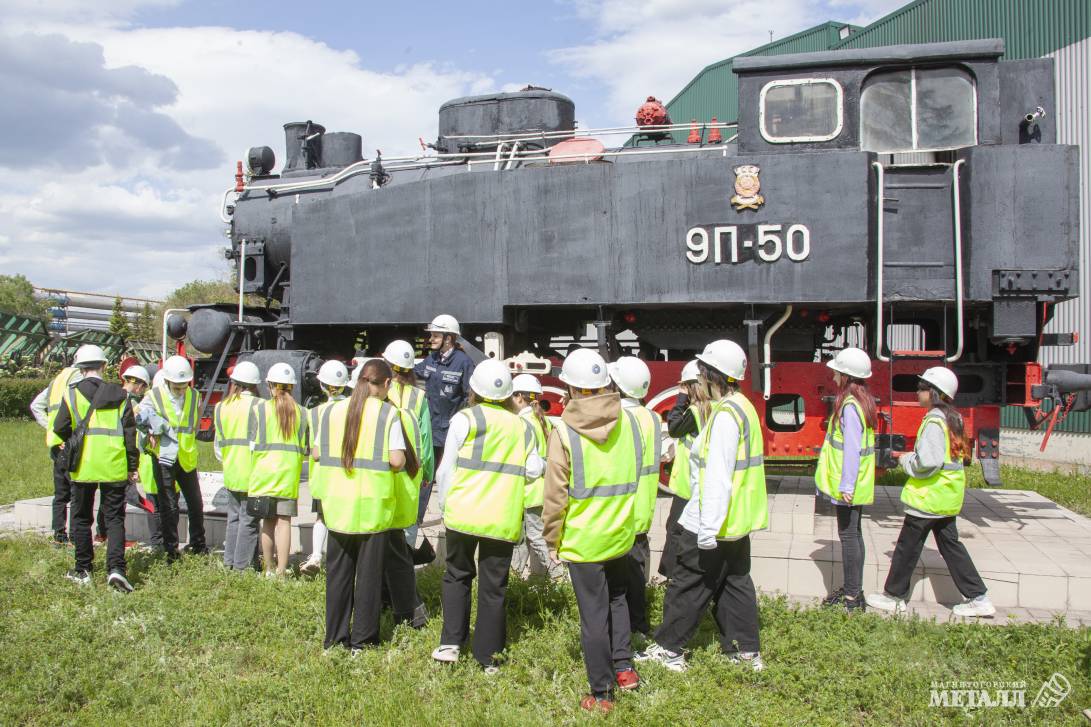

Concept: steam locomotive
[[171, 38, 1089, 484]]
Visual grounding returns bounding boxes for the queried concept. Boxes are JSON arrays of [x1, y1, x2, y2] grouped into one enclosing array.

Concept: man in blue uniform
[[413, 314, 475, 523]]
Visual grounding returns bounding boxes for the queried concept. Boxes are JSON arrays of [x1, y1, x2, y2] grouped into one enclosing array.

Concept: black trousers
[[325, 530, 386, 649], [883, 514, 987, 600], [72, 482, 126, 575], [384, 531, 425, 626], [440, 529, 514, 667], [835, 505, 866, 596], [417, 446, 443, 524], [655, 527, 761, 654], [657, 495, 689, 578], [624, 533, 651, 635], [50, 446, 72, 539], [569, 557, 633, 699], [153, 460, 204, 554]]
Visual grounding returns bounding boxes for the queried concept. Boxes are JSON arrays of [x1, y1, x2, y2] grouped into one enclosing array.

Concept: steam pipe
[[947, 159, 966, 362], [872, 161, 889, 362], [763, 305, 793, 401]]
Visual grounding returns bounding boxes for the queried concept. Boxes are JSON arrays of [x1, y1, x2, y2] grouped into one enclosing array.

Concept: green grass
[[0, 536, 1088, 725], [0, 419, 221, 506]]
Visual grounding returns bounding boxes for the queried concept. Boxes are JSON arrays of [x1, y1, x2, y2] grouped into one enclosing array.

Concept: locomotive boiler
[[175, 38, 1089, 484]]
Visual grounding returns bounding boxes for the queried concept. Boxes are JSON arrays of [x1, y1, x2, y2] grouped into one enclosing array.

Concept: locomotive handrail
[[947, 159, 966, 362], [441, 121, 737, 143], [872, 161, 889, 362]]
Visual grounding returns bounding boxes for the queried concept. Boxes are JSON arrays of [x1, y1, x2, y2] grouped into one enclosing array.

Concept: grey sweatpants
[[512, 507, 563, 578], [223, 489, 259, 571]]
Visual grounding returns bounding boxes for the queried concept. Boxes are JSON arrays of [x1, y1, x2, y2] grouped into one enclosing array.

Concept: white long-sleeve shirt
[[679, 405, 740, 548], [30, 370, 83, 428], [621, 397, 672, 464], [436, 410, 544, 511]]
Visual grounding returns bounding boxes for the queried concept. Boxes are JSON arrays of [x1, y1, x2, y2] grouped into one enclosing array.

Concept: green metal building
[[663, 0, 1091, 433]]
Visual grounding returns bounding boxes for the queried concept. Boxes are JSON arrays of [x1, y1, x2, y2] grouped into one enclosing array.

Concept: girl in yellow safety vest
[[660, 360, 708, 580], [510, 373, 564, 579], [299, 360, 350, 575], [321, 359, 412, 652], [431, 359, 542, 674], [248, 363, 308, 577], [637, 339, 767, 674], [867, 367, 995, 617], [814, 347, 877, 612], [214, 361, 261, 571]]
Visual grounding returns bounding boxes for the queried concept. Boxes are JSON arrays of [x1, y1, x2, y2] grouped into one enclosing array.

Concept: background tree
[[131, 302, 159, 343], [108, 296, 132, 343], [0, 275, 51, 320]]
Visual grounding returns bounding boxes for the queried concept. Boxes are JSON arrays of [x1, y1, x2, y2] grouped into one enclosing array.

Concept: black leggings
[[835, 505, 865, 596], [884, 514, 986, 601]]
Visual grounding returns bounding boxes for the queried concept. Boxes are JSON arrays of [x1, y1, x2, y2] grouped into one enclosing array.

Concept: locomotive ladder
[[871, 159, 966, 364]]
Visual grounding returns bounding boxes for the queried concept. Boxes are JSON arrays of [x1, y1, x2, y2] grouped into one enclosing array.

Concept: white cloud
[[0, 19, 499, 300]]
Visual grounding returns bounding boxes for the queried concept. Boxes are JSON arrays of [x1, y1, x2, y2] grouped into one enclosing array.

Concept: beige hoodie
[[541, 392, 622, 550]]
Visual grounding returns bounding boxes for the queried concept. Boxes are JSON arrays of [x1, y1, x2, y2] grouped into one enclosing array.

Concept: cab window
[[759, 79, 843, 143], [861, 67, 976, 153]]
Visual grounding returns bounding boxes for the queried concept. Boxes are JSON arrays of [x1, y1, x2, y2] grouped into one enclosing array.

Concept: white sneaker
[[298, 557, 322, 576], [727, 651, 765, 672], [866, 592, 907, 614], [483, 664, 500, 676], [952, 595, 996, 618], [107, 571, 134, 593], [634, 642, 688, 672], [432, 645, 460, 663]]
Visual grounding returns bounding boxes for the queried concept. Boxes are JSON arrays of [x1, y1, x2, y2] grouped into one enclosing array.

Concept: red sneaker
[[579, 695, 615, 714], [616, 669, 640, 690]]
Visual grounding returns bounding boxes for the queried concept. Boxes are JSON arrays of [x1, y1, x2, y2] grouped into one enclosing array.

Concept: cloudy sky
[[0, 0, 904, 300]]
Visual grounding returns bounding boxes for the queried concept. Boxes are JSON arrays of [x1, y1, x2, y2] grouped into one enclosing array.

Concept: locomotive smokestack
[[283, 121, 325, 172]]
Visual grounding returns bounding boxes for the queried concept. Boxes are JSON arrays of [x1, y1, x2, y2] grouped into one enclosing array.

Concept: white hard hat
[[162, 355, 194, 383], [469, 359, 513, 400], [559, 348, 611, 390], [230, 360, 261, 385], [317, 360, 349, 388], [151, 370, 167, 389], [425, 314, 461, 336], [827, 347, 873, 380], [382, 340, 416, 371], [73, 344, 107, 367], [122, 365, 150, 385], [919, 366, 958, 400], [512, 373, 543, 396], [266, 362, 297, 386], [608, 356, 651, 399], [696, 339, 747, 381], [680, 359, 700, 384]]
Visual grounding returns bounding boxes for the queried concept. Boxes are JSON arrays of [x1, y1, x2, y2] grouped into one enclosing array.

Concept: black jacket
[[667, 393, 699, 439], [54, 376, 139, 475]]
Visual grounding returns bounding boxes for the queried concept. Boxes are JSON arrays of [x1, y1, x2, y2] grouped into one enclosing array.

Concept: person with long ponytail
[[814, 347, 876, 612], [300, 360, 351, 575], [867, 367, 995, 618], [214, 361, 262, 571], [659, 360, 708, 580], [320, 359, 408, 651], [510, 373, 563, 579], [247, 363, 308, 578]]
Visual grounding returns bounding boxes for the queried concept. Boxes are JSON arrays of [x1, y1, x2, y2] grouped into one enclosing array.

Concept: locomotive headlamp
[[245, 146, 276, 176]]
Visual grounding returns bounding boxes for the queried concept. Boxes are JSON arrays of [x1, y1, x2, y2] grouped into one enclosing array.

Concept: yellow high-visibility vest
[[248, 398, 307, 499], [64, 388, 127, 483], [149, 385, 199, 472], [216, 394, 259, 493], [900, 415, 965, 516], [694, 393, 768, 540], [44, 367, 79, 448], [814, 395, 876, 505], [555, 409, 640, 563], [318, 397, 397, 534]]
